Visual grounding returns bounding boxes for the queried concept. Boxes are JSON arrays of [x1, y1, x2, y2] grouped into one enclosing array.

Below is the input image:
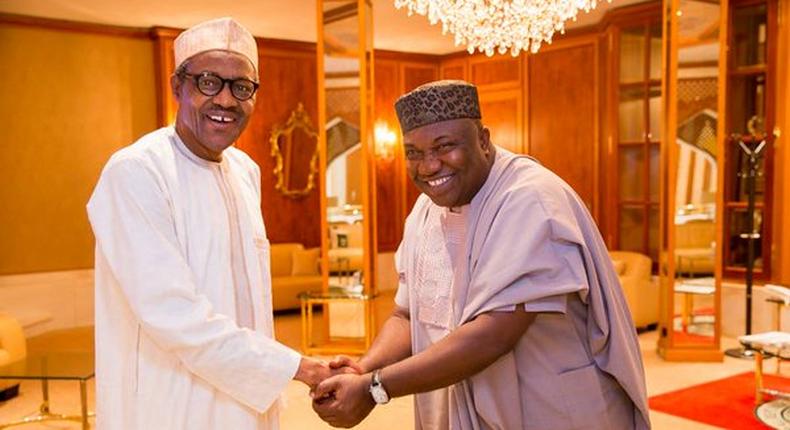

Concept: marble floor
[[0, 306, 770, 429]]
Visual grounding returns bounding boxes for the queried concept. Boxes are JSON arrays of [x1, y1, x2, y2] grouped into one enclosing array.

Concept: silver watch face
[[370, 385, 389, 404]]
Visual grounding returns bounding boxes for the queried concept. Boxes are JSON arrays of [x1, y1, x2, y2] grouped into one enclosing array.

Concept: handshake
[[295, 355, 379, 428]]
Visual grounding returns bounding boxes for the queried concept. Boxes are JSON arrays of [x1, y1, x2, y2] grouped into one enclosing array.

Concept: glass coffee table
[[0, 351, 94, 429], [299, 287, 376, 355]]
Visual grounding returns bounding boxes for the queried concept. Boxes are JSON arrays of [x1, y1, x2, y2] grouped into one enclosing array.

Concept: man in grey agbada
[[312, 80, 650, 430]]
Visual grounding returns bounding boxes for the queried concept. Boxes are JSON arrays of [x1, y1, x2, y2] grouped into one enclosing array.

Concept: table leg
[[682, 293, 692, 332], [80, 379, 89, 429], [755, 350, 764, 405], [307, 300, 314, 351], [301, 300, 307, 353], [40, 379, 50, 414], [362, 299, 373, 351]]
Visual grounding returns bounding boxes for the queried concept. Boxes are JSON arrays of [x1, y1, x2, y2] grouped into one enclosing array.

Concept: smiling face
[[403, 118, 494, 208], [171, 50, 257, 162]]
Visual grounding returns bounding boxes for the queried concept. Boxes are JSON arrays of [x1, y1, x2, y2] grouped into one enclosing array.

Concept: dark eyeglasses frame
[[180, 71, 259, 101]]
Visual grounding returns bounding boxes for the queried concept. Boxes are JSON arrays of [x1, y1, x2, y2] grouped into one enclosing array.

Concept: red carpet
[[673, 330, 715, 344], [649, 371, 790, 429]]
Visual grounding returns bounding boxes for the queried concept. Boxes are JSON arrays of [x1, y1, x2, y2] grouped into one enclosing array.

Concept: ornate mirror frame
[[269, 103, 320, 198]]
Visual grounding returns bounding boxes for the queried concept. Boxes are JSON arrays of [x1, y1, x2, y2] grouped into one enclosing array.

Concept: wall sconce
[[374, 121, 397, 159]]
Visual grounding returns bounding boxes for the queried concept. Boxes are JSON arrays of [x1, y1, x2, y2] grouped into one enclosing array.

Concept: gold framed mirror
[[270, 103, 320, 198]]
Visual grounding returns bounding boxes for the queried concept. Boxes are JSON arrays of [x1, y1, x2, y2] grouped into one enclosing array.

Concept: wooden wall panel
[[480, 89, 524, 154], [470, 55, 521, 89], [440, 57, 468, 80], [374, 60, 404, 252], [151, 27, 179, 126], [402, 63, 439, 92], [527, 38, 599, 217]]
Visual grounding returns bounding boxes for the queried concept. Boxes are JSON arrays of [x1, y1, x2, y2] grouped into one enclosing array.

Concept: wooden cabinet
[[603, 5, 663, 262], [722, 0, 777, 279]]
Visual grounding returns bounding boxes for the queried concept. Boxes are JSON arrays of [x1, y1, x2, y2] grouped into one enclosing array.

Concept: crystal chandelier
[[394, 0, 610, 56]]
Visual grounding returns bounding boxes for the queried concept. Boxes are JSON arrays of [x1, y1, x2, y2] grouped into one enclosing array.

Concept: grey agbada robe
[[396, 148, 650, 430]]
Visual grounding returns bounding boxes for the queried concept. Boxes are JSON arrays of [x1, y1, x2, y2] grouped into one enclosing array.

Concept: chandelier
[[394, 0, 610, 56]]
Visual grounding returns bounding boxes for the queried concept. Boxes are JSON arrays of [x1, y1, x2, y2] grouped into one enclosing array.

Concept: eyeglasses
[[180, 71, 259, 101]]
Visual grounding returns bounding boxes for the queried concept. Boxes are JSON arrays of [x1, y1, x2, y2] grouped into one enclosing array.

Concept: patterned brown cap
[[395, 80, 481, 133]]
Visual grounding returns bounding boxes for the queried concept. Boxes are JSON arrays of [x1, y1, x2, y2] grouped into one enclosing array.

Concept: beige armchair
[[610, 251, 659, 330], [0, 313, 26, 399]]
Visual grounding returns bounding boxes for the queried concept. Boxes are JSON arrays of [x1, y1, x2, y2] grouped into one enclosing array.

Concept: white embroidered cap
[[174, 17, 258, 74]]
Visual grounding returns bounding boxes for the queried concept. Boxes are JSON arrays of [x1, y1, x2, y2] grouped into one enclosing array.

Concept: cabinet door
[[613, 20, 662, 262], [722, 0, 776, 279]]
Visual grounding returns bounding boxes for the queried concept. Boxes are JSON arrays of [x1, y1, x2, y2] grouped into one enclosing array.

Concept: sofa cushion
[[270, 243, 303, 277], [292, 248, 320, 276]]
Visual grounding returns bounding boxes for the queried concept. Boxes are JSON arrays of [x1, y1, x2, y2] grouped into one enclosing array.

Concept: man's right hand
[[294, 356, 362, 392], [294, 356, 331, 390], [329, 355, 365, 374]]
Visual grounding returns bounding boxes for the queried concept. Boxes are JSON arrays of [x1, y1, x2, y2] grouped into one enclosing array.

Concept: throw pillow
[[292, 247, 321, 276]]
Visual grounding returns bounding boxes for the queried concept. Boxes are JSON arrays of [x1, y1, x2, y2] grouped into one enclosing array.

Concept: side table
[[299, 288, 376, 355], [0, 351, 94, 429], [739, 331, 790, 405]]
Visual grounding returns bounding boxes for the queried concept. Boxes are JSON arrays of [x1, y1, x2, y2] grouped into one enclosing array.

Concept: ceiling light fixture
[[394, 0, 611, 56]]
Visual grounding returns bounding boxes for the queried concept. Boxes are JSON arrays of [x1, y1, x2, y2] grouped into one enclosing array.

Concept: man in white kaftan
[[88, 18, 333, 430], [312, 80, 650, 429]]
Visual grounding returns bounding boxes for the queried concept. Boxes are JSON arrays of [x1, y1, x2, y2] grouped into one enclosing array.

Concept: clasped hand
[[311, 356, 377, 428]]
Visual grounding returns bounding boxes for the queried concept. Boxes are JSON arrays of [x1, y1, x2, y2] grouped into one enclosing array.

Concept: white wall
[[721, 281, 790, 337]]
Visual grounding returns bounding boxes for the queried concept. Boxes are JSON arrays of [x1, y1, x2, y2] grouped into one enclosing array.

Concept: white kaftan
[[87, 126, 301, 429]]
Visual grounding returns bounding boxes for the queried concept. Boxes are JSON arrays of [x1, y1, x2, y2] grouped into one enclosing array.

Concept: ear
[[479, 126, 491, 154], [170, 74, 182, 101]]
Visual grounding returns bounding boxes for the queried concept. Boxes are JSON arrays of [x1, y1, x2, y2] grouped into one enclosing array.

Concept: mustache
[[204, 104, 243, 115]]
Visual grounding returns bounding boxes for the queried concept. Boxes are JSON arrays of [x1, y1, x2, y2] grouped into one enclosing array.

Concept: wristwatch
[[369, 369, 390, 404]]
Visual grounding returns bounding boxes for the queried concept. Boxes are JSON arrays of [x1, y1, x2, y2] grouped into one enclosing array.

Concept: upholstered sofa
[[0, 313, 26, 399], [610, 251, 659, 330], [270, 243, 323, 311]]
